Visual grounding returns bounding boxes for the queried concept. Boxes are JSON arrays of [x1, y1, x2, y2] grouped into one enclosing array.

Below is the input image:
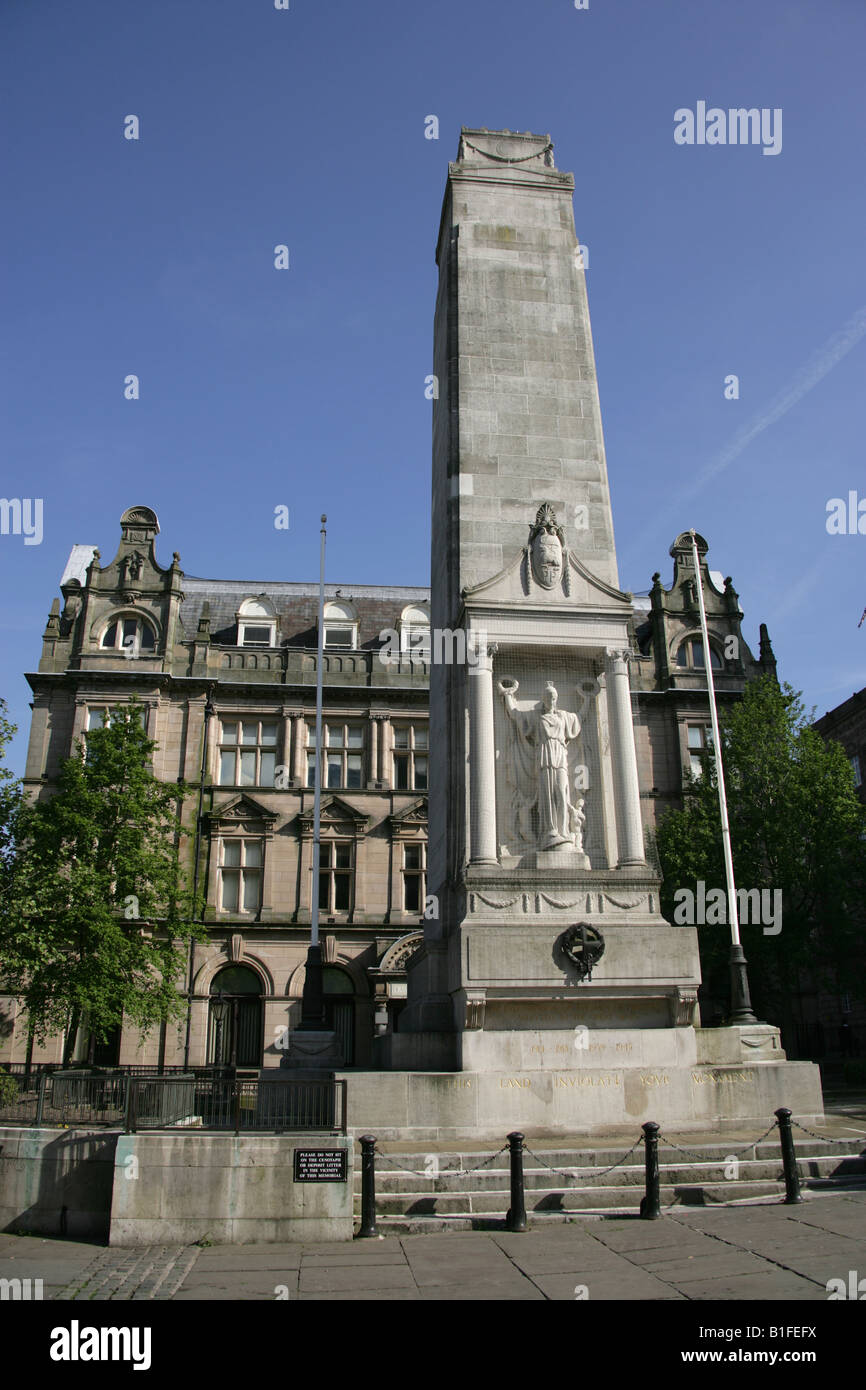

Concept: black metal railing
[[1, 1062, 237, 1083], [128, 1077, 346, 1134], [0, 1071, 347, 1135]]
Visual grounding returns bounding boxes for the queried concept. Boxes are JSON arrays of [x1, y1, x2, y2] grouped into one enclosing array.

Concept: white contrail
[[686, 304, 866, 496]]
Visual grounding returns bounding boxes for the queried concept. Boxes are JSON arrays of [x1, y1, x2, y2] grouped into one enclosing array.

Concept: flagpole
[[298, 514, 328, 1031], [689, 529, 757, 1025]]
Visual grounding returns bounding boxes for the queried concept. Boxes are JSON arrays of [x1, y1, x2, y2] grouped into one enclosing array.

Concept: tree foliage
[[655, 676, 866, 1022], [0, 699, 21, 874], [0, 703, 205, 1050]]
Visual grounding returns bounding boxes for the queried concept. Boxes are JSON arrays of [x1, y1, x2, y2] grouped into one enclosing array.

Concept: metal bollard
[[639, 1121, 661, 1219], [357, 1135, 379, 1238], [775, 1108, 803, 1204], [505, 1131, 527, 1233], [35, 1071, 47, 1127]]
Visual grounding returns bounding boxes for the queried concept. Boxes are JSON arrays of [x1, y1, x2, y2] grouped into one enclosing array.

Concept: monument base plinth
[[340, 1047, 822, 1141]]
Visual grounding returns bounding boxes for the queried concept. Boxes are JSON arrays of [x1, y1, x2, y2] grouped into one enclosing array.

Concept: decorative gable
[[206, 793, 279, 831], [389, 797, 428, 837], [297, 794, 369, 839]]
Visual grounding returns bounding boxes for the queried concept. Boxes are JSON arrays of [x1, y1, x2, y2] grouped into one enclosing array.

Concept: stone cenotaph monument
[[373, 129, 822, 1136]]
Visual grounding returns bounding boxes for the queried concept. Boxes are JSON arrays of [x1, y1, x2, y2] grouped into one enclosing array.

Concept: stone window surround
[[306, 719, 366, 790], [387, 804, 428, 924], [317, 839, 354, 915], [206, 709, 403, 792], [401, 839, 427, 913], [679, 718, 714, 781], [398, 602, 431, 656], [217, 836, 264, 915], [322, 600, 359, 650], [217, 715, 279, 788], [672, 631, 724, 671], [237, 619, 278, 647], [391, 720, 429, 791], [73, 695, 159, 748], [205, 805, 277, 924], [98, 612, 158, 656], [297, 802, 369, 923]]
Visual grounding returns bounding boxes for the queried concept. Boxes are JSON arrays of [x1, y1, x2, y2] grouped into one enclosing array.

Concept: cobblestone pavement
[[1, 1190, 864, 1301], [54, 1245, 201, 1301]]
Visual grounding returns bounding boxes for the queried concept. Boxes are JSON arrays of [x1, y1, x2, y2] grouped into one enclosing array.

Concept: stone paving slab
[[638, 1251, 772, 1281], [1, 1189, 863, 1301], [173, 1272, 289, 1299], [295, 1290, 422, 1301], [192, 1249, 303, 1271], [298, 1263, 417, 1293], [411, 1279, 545, 1300], [666, 1271, 822, 1301], [532, 1270, 685, 1300]]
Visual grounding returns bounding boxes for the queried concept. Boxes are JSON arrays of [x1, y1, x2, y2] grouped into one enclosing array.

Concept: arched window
[[323, 600, 358, 649], [322, 966, 355, 1063], [398, 603, 431, 658], [208, 965, 263, 1068], [101, 615, 156, 655], [675, 636, 723, 670], [237, 596, 277, 647]]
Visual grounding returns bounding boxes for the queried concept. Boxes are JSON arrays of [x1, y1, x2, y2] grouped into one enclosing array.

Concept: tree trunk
[[63, 1007, 80, 1066]]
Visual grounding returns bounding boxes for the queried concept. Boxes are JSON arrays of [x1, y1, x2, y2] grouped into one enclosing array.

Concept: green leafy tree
[[0, 698, 21, 873], [0, 699, 23, 1057], [0, 703, 206, 1060], [655, 676, 866, 1028]]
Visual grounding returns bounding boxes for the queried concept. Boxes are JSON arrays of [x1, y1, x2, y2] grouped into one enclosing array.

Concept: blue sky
[[2, 0, 865, 775]]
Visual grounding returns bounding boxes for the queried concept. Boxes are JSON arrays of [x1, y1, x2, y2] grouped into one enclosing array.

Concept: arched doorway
[[322, 967, 355, 1065], [208, 965, 263, 1068]]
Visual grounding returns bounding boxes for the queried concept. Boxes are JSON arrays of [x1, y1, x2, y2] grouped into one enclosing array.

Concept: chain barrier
[[374, 1144, 509, 1179], [659, 1122, 778, 1164], [790, 1119, 866, 1146], [366, 1118, 863, 1196], [523, 1137, 644, 1183]]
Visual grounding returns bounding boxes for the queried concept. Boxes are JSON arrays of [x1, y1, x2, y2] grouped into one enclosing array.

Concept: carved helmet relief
[[528, 503, 566, 591]]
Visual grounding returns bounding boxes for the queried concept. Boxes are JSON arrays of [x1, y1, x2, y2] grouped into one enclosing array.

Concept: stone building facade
[[804, 688, 866, 1058], [814, 687, 866, 808], [3, 505, 431, 1071], [0, 505, 777, 1072]]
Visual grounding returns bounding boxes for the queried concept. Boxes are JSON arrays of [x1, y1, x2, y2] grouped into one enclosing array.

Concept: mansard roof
[[177, 576, 430, 648]]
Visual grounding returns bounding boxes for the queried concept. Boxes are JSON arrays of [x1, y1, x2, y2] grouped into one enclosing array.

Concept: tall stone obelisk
[[393, 130, 821, 1135], [400, 127, 694, 1054]]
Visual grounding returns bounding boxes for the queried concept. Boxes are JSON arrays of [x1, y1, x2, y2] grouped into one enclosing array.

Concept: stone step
[[356, 1134, 865, 1171], [353, 1173, 866, 1217], [359, 1173, 866, 1230], [354, 1139, 865, 1180], [355, 1152, 866, 1194]]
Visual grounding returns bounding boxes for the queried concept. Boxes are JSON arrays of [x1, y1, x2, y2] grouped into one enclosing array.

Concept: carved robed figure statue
[[498, 679, 590, 855]]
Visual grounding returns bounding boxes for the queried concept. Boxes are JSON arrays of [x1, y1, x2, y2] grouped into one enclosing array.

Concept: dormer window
[[398, 603, 431, 659], [675, 636, 723, 670], [101, 616, 156, 655], [237, 596, 278, 647], [323, 600, 358, 649]]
